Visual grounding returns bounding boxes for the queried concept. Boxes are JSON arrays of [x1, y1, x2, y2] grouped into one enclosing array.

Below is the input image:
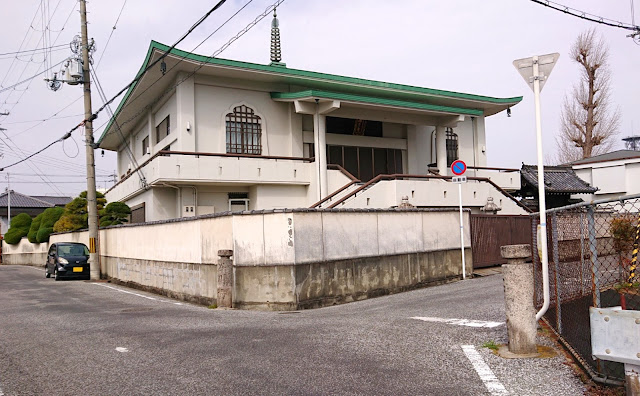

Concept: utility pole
[[6, 173, 10, 225], [79, 0, 100, 280]]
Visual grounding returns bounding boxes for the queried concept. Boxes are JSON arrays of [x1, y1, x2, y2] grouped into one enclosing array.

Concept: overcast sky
[[0, 0, 638, 197]]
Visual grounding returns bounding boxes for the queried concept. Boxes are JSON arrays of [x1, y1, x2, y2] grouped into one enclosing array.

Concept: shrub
[[35, 207, 64, 243], [610, 217, 635, 253], [99, 202, 131, 227], [53, 191, 107, 233], [27, 213, 43, 243], [4, 213, 32, 245]]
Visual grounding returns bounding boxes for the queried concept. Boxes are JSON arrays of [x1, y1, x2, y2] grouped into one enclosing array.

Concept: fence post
[[587, 206, 601, 308], [501, 244, 538, 356], [551, 212, 562, 334], [217, 249, 233, 308]]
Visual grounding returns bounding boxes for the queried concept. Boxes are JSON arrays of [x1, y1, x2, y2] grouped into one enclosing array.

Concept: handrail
[[311, 181, 359, 208], [327, 164, 359, 181], [327, 173, 531, 212], [157, 150, 314, 162], [310, 165, 361, 208], [467, 166, 519, 172]]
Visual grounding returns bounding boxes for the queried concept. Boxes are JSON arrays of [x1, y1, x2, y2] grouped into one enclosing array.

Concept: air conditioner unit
[[146, 147, 150, 155]]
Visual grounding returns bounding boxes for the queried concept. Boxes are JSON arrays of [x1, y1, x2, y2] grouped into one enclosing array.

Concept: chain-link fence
[[531, 195, 640, 382]]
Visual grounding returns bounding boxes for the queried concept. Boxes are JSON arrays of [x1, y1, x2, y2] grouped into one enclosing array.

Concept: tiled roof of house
[[569, 150, 640, 165], [0, 191, 55, 208], [31, 195, 72, 206], [521, 165, 598, 194]]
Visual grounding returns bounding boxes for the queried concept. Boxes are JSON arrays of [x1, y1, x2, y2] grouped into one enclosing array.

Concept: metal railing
[[531, 194, 640, 383]]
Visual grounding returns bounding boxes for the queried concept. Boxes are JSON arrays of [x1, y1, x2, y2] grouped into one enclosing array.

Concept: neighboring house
[[570, 150, 640, 202], [516, 164, 597, 212], [0, 191, 72, 235], [99, 14, 527, 222]]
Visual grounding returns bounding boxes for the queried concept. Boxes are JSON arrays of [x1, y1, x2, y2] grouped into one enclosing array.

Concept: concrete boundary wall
[[2, 209, 471, 310]]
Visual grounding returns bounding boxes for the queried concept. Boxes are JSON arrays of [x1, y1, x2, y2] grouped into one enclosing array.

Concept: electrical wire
[[0, 59, 66, 94], [0, 44, 67, 58], [95, 0, 128, 69], [0, 0, 231, 174], [0, 2, 44, 88], [90, 66, 146, 187], [90, 0, 228, 124], [0, 131, 65, 194], [61, 128, 80, 158], [0, 113, 83, 126], [5, 96, 83, 138], [99, 0, 283, 142], [530, 0, 640, 32]]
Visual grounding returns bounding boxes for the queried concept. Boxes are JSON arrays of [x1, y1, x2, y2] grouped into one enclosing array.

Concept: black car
[[45, 242, 90, 281]]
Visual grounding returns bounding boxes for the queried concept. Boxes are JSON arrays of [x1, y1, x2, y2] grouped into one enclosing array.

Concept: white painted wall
[[573, 158, 640, 201], [334, 179, 527, 215]]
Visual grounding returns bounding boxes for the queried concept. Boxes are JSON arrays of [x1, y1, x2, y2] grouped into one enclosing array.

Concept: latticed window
[[446, 128, 459, 167], [226, 105, 262, 155]]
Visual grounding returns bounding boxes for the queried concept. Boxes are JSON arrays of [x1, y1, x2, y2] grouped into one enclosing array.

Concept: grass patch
[[481, 340, 500, 351], [208, 304, 217, 309]]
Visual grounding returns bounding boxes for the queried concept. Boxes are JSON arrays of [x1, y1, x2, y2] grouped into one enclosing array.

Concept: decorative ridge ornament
[[270, 9, 285, 66]]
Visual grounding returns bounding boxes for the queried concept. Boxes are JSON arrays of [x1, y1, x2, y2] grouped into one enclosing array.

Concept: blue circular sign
[[451, 160, 467, 176]]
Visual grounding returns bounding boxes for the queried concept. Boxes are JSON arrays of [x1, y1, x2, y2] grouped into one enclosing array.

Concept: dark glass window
[[326, 145, 403, 182], [226, 105, 262, 155], [326, 117, 382, 137], [142, 136, 149, 156], [156, 115, 170, 142], [446, 128, 458, 167]]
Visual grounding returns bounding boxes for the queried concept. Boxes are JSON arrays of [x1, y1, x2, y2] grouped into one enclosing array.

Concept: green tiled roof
[[99, 41, 522, 145]]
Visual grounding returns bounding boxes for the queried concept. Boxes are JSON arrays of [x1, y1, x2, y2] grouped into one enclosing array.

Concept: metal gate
[[470, 215, 532, 268]]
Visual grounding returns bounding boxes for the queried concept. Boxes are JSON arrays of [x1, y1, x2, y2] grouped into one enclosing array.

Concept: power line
[[0, 2, 44, 88], [530, 0, 640, 32], [99, 0, 283, 141], [95, 0, 128, 69], [0, 0, 229, 172], [0, 44, 67, 58], [0, 59, 66, 94], [0, 131, 64, 194], [5, 96, 83, 138], [0, 113, 83, 126], [91, 0, 229, 124]]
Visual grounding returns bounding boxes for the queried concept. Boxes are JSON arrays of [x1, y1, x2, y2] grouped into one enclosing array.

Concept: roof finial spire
[[270, 8, 285, 67]]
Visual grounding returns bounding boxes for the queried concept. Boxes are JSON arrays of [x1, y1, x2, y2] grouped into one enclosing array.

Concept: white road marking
[[411, 316, 504, 328], [115, 347, 129, 353], [93, 283, 158, 301], [461, 345, 508, 395]]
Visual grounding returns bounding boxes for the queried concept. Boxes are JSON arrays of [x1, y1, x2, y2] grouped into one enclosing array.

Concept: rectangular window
[[156, 115, 170, 143], [141, 136, 149, 156]]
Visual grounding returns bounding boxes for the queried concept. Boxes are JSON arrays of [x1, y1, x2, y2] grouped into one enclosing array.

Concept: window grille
[[226, 105, 262, 155], [446, 128, 459, 167]]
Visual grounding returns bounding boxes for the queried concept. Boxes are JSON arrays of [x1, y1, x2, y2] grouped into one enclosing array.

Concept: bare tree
[[556, 29, 620, 164]]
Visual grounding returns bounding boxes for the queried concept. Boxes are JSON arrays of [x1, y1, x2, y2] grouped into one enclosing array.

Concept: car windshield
[[57, 244, 89, 258]]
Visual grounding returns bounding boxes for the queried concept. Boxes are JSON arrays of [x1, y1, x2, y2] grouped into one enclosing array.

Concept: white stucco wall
[[334, 178, 526, 215], [194, 84, 293, 156], [573, 159, 640, 202]]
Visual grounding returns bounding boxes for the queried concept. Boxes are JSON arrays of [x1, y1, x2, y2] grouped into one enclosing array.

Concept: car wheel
[[45, 265, 50, 278], [54, 269, 60, 281]]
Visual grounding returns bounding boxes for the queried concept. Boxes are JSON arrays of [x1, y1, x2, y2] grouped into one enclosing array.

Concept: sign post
[[451, 160, 467, 280], [513, 53, 559, 321]]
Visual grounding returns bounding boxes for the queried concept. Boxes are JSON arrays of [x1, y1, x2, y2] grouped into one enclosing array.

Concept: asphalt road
[[0, 265, 587, 396]]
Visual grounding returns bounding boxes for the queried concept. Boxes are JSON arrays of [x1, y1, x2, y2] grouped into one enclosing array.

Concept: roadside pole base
[[497, 345, 556, 359]]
